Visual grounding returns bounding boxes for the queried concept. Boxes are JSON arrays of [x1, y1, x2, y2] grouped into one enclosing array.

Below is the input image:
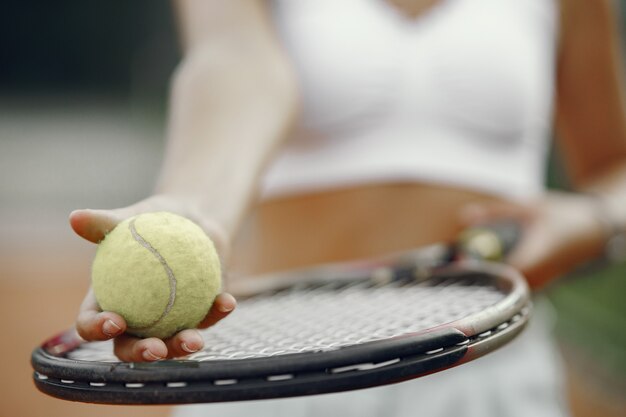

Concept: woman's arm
[[556, 0, 626, 183], [556, 0, 626, 230], [462, 0, 626, 287], [72, 0, 298, 362], [523, 0, 626, 285], [159, 0, 299, 245]]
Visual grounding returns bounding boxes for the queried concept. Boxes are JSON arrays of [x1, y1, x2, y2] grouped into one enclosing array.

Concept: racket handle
[[458, 221, 521, 262]]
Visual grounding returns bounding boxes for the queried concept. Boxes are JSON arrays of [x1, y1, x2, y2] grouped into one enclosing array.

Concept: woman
[[71, 0, 626, 414]]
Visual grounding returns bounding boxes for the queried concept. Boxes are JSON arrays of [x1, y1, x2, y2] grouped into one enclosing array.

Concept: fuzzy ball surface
[[92, 212, 221, 339]]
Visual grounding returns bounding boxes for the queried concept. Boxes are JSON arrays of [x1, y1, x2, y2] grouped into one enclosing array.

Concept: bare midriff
[[230, 182, 510, 277]]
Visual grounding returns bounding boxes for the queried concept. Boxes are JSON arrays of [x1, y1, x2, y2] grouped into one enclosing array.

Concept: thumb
[[69, 197, 231, 259], [69, 205, 146, 243]]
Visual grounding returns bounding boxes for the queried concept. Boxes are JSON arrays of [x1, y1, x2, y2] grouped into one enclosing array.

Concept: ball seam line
[[127, 218, 177, 332]]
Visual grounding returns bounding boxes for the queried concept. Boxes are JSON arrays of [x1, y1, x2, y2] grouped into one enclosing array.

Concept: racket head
[[32, 261, 530, 405]]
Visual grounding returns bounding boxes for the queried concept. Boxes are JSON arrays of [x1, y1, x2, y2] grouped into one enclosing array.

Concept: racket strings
[[68, 275, 505, 363]]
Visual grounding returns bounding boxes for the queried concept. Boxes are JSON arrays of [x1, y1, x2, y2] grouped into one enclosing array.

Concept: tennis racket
[[31, 222, 530, 405]]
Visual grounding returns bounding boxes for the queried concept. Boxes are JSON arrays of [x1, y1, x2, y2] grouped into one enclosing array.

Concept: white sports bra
[[260, 0, 559, 200]]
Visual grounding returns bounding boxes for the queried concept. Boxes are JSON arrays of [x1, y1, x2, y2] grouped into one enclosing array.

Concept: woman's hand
[[70, 195, 237, 361], [459, 191, 607, 289]]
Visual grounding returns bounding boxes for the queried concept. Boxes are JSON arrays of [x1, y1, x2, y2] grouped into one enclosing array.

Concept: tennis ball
[[92, 212, 221, 339]]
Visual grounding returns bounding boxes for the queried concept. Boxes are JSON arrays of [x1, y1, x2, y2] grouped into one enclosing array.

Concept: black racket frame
[[32, 263, 530, 405]]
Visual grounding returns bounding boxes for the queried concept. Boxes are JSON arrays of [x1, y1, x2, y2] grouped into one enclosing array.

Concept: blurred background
[[1, 1, 625, 416], [1, 2, 175, 416]]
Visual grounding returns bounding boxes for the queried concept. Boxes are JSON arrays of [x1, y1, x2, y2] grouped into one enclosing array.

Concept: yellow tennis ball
[[92, 212, 221, 339]]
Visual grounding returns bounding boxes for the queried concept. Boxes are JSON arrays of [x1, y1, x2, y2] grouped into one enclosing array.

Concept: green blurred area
[[546, 149, 626, 386], [550, 262, 626, 375]]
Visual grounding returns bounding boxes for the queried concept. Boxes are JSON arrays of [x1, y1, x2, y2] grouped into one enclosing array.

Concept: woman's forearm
[[155, 40, 298, 239]]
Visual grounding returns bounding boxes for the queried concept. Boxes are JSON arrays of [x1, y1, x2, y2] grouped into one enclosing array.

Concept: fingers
[[162, 293, 237, 359], [76, 288, 127, 341], [78, 288, 235, 360], [165, 329, 205, 358], [68, 195, 231, 258], [68, 198, 165, 243], [112, 329, 205, 361], [115, 292, 236, 361], [198, 293, 237, 329], [69, 199, 155, 243], [114, 335, 168, 362], [69, 209, 123, 243]]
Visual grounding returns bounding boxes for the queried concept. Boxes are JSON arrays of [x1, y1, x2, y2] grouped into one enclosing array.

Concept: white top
[[261, 0, 559, 200]]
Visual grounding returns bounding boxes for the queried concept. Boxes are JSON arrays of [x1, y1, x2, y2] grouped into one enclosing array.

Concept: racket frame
[[32, 261, 530, 404]]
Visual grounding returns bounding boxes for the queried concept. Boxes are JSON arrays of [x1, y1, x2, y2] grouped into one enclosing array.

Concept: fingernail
[[218, 304, 234, 313], [142, 349, 163, 361], [181, 342, 199, 354], [102, 320, 122, 337], [218, 294, 236, 313]]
